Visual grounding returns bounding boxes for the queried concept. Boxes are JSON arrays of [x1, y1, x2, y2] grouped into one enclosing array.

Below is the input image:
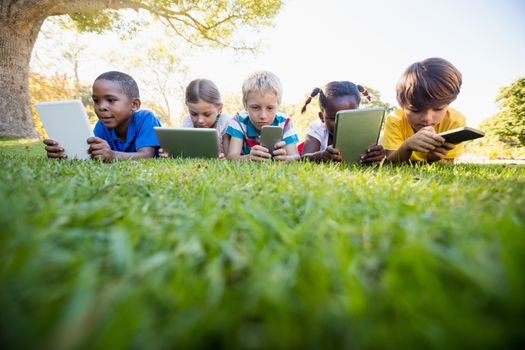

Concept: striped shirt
[[225, 112, 299, 155]]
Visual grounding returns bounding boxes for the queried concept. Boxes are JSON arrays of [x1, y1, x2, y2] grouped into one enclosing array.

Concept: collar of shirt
[[109, 113, 135, 150], [244, 115, 279, 138]]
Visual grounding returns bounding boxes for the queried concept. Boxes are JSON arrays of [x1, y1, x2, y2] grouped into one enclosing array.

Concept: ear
[[131, 98, 141, 111], [318, 111, 325, 123], [217, 103, 223, 115]]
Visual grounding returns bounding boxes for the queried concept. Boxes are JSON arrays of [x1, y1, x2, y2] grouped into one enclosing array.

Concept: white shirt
[[306, 120, 329, 151]]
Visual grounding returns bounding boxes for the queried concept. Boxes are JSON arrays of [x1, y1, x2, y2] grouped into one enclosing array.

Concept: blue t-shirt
[[93, 109, 161, 155]]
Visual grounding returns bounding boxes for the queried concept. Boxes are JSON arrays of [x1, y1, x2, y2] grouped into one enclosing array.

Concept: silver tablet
[[333, 108, 385, 163], [35, 100, 94, 160], [154, 127, 219, 159]]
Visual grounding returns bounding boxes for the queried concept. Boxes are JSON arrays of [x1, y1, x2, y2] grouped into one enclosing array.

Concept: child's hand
[[321, 145, 342, 162], [360, 144, 385, 165], [158, 148, 169, 158], [428, 142, 455, 162], [272, 141, 287, 161], [87, 137, 114, 162], [405, 126, 445, 153], [43, 139, 67, 159], [249, 145, 272, 161]]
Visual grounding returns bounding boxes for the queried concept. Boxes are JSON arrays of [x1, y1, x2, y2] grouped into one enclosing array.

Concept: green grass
[[1, 138, 524, 349]]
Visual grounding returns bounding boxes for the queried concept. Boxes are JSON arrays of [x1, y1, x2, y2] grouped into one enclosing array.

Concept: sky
[[33, 0, 525, 127]]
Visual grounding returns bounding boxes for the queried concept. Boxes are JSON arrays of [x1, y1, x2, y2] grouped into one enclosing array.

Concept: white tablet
[[154, 127, 219, 159], [35, 100, 94, 160], [333, 108, 385, 163]]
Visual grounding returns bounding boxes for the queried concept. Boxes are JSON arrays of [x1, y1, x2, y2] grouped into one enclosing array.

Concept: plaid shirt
[[225, 112, 299, 155]]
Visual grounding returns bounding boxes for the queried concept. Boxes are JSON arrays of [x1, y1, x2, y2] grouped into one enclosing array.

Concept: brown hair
[[396, 57, 462, 110], [185, 79, 222, 106], [301, 81, 370, 114]]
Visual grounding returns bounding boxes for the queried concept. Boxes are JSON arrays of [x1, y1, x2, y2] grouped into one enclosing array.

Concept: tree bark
[[0, 0, 139, 138], [0, 17, 44, 137]]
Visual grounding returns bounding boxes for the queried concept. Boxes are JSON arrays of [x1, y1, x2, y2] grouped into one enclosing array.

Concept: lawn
[[1, 138, 524, 349]]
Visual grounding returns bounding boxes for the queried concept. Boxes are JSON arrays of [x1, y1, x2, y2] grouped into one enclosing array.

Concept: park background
[[1, 1, 525, 349], [27, 0, 525, 159]]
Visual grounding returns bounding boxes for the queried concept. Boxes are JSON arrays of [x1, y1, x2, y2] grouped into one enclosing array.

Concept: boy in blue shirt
[[44, 71, 161, 161]]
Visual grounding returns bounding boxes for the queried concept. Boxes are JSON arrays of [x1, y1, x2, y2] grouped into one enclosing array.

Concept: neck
[[115, 113, 133, 141]]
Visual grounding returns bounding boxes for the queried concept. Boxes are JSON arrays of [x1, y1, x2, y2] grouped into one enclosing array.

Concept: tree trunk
[[0, 18, 44, 138]]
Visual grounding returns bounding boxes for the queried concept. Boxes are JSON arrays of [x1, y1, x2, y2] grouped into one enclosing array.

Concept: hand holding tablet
[[333, 108, 386, 163], [36, 100, 94, 160], [437, 127, 485, 144]]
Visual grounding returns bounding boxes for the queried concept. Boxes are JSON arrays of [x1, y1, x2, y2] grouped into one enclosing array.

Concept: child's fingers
[[45, 145, 63, 153], [89, 142, 109, 151], [43, 139, 57, 146], [361, 154, 385, 164], [47, 152, 66, 159], [274, 141, 286, 149], [252, 145, 270, 153], [250, 149, 271, 159], [326, 146, 341, 155], [442, 142, 455, 150], [332, 154, 342, 162], [272, 148, 286, 156], [432, 147, 448, 157], [367, 144, 384, 152]]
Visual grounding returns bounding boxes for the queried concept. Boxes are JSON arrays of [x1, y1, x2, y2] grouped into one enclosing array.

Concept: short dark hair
[[95, 71, 140, 99], [396, 57, 462, 110]]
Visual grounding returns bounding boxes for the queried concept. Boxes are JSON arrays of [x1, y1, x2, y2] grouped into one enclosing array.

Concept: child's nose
[[262, 110, 272, 120], [98, 101, 109, 111], [421, 111, 434, 124]]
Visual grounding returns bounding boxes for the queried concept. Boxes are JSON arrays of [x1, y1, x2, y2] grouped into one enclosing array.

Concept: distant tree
[[29, 72, 95, 138], [360, 86, 396, 114], [485, 78, 525, 147], [119, 40, 189, 126], [0, 0, 282, 137]]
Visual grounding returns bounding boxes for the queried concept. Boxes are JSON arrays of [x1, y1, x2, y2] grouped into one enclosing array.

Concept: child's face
[[92, 79, 140, 129], [403, 105, 448, 132], [320, 95, 359, 135], [187, 100, 223, 128], [244, 91, 279, 131]]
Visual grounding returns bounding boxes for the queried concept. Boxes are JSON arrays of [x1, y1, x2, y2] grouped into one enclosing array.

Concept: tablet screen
[[333, 108, 385, 163], [35, 100, 94, 160]]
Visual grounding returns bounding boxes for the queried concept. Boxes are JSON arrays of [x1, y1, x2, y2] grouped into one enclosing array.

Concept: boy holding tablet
[[44, 71, 161, 161], [224, 71, 299, 161], [383, 58, 466, 163]]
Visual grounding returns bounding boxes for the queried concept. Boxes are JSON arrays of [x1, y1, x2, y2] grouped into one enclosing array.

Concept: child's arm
[[226, 136, 271, 161], [43, 139, 67, 159], [87, 137, 156, 161], [386, 126, 445, 163]]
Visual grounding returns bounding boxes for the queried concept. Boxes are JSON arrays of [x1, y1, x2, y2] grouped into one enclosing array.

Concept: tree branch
[[48, 0, 144, 16]]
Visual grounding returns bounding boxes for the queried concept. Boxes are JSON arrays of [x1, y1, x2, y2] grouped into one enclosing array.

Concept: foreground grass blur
[[1, 138, 524, 349]]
